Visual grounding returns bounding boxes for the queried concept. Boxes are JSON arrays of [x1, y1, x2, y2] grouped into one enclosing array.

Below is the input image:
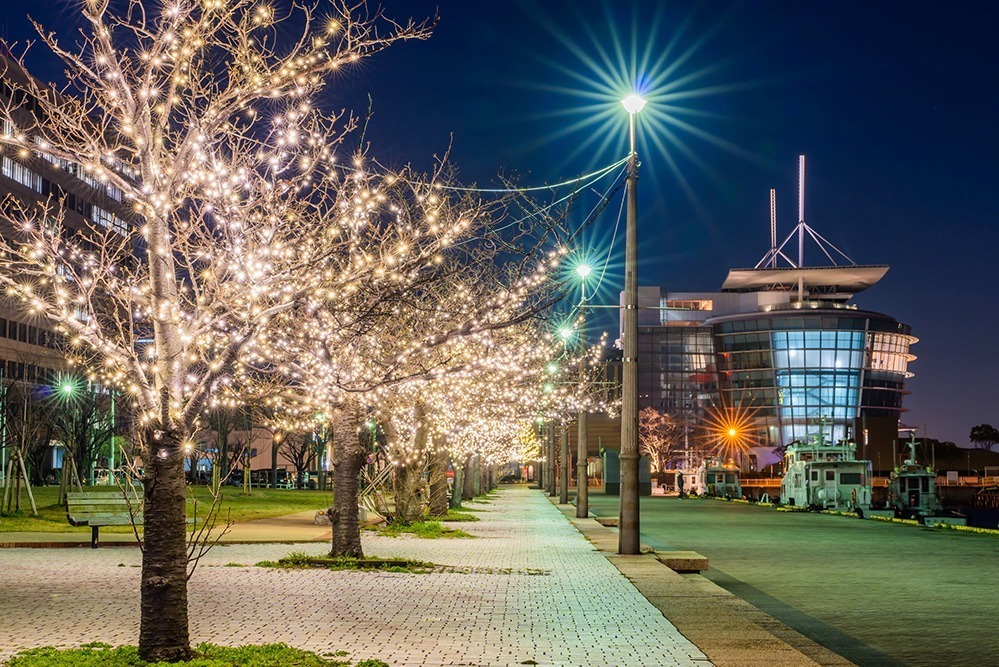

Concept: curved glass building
[[634, 265, 916, 471]]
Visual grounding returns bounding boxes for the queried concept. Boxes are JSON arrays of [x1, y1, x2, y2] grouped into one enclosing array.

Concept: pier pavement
[[0, 486, 842, 666]]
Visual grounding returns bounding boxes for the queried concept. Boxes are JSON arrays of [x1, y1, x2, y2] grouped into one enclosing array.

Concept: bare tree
[[639, 407, 683, 473], [281, 431, 316, 489], [0, 378, 49, 514], [0, 1, 433, 659]]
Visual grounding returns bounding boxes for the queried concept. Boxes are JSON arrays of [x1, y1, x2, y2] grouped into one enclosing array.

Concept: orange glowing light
[[702, 404, 760, 462]]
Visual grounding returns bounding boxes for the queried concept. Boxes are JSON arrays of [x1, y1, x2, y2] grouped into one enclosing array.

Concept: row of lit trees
[[0, 0, 590, 660]]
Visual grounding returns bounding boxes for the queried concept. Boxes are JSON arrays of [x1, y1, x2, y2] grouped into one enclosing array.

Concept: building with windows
[[634, 267, 916, 471], [616, 158, 918, 473], [0, 55, 132, 484]]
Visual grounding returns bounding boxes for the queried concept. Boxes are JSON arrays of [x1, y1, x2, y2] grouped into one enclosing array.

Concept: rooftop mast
[[754, 155, 860, 277], [798, 155, 805, 300], [770, 189, 777, 268]]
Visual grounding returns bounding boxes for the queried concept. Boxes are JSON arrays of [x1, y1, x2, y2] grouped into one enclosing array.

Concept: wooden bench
[[66, 491, 143, 549]]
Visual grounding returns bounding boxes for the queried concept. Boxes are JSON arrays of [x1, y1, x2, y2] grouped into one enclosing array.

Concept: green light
[[576, 264, 592, 279], [543, 383, 554, 393], [547, 363, 559, 374], [61, 383, 74, 396], [559, 327, 573, 340]]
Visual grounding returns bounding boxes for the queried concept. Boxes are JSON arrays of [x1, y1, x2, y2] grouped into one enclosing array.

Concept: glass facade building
[[633, 277, 916, 468]]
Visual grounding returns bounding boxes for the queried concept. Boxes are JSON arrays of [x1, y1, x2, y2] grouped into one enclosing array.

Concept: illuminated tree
[[0, 0, 432, 659], [228, 159, 577, 550], [638, 407, 683, 473]]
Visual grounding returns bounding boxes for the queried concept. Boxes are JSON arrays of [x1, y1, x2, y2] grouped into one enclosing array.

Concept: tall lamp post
[[619, 92, 646, 555], [558, 326, 573, 505], [576, 264, 592, 518]]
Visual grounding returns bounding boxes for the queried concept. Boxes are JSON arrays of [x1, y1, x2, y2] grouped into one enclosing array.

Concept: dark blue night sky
[[5, 1, 997, 445]]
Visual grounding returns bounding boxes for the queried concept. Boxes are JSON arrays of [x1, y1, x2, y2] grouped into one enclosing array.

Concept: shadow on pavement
[[707, 567, 905, 667]]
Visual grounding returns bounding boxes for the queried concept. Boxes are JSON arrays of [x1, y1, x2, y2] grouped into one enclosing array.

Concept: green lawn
[[0, 485, 333, 534]]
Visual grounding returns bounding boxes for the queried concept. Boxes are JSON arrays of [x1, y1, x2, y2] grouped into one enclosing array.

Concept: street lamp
[[619, 92, 645, 555], [575, 263, 591, 518]]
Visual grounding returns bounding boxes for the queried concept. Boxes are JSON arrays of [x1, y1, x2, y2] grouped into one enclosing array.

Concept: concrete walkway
[[0, 487, 713, 666]]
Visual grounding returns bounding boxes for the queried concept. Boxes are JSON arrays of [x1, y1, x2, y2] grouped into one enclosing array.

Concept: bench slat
[[67, 492, 144, 529]]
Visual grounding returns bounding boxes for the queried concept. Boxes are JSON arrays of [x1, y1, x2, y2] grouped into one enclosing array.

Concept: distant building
[[0, 55, 133, 483], [618, 158, 916, 472], [631, 271, 915, 471]]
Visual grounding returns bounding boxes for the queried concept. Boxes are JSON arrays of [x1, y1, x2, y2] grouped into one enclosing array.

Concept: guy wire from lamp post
[[619, 92, 646, 555], [576, 263, 592, 518]]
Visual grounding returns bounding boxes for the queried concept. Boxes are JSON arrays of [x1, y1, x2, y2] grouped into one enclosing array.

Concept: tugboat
[[888, 438, 966, 525], [702, 459, 742, 499], [780, 429, 871, 512]]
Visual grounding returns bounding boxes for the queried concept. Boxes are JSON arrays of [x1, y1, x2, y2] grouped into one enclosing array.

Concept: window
[[93, 206, 128, 236], [2, 156, 42, 192], [826, 470, 835, 481], [840, 473, 862, 485]]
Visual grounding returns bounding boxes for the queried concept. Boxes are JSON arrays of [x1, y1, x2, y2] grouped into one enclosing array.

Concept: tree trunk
[[428, 444, 449, 517], [472, 455, 481, 497], [270, 441, 280, 489], [388, 406, 428, 524], [138, 427, 191, 662], [329, 430, 366, 558], [462, 455, 475, 501], [393, 459, 426, 524], [449, 458, 464, 510]]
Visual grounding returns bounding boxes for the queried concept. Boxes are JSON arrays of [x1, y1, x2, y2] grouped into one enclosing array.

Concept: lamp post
[[548, 419, 557, 496], [557, 325, 573, 504], [619, 92, 645, 555], [559, 421, 569, 504], [576, 263, 591, 518]]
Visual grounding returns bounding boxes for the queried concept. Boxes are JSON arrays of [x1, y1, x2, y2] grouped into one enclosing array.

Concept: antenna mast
[[797, 155, 806, 300], [770, 188, 777, 268], [753, 155, 858, 273], [798, 154, 806, 268]]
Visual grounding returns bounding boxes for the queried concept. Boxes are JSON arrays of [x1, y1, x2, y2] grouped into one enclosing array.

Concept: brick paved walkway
[[0, 486, 711, 666]]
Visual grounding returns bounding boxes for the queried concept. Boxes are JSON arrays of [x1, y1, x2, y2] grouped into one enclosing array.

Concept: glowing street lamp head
[[559, 327, 573, 340], [576, 264, 592, 279], [621, 93, 647, 115]]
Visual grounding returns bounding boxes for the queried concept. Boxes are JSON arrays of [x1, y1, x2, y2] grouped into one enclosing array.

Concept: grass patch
[[256, 551, 434, 573], [0, 486, 333, 534], [374, 520, 473, 539], [7, 642, 360, 666], [441, 510, 479, 522]]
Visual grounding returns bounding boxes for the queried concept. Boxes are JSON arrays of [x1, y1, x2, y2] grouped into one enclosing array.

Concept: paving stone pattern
[[0, 487, 711, 666]]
